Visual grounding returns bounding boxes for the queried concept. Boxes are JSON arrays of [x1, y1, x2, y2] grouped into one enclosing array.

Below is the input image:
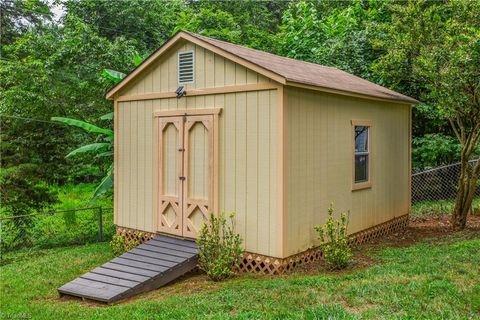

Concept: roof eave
[[285, 80, 419, 105]]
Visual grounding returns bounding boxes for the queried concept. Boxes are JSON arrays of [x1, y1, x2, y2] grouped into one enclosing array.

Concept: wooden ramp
[[58, 235, 198, 304]]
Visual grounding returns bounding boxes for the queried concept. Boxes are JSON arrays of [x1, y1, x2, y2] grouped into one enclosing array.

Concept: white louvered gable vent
[[178, 51, 194, 84]]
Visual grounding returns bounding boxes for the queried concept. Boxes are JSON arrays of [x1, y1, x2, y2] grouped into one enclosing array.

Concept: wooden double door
[[157, 114, 214, 239]]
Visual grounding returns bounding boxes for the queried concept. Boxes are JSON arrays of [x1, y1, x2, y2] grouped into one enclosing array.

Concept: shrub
[[314, 204, 352, 270], [110, 232, 143, 256], [110, 234, 127, 256], [196, 212, 243, 281]]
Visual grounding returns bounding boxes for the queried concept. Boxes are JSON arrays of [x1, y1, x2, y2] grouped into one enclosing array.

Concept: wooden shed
[[106, 31, 418, 274]]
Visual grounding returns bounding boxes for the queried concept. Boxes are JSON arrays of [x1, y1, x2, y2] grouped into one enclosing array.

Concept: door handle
[[179, 176, 186, 181]]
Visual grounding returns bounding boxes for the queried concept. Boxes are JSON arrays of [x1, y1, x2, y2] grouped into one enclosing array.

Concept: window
[[178, 51, 194, 84], [352, 120, 371, 190]]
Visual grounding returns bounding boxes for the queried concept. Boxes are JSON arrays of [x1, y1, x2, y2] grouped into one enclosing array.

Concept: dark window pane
[[355, 154, 369, 182], [355, 126, 368, 152]]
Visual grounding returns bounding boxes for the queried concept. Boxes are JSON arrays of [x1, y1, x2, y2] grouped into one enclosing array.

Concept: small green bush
[[314, 204, 352, 270], [197, 212, 243, 281], [110, 232, 143, 256], [110, 234, 127, 256]]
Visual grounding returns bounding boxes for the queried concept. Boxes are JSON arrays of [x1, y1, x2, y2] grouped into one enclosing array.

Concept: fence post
[[98, 208, 103, 242]]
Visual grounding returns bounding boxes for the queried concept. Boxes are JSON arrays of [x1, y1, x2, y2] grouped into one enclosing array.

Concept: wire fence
[[412, 159, 480, 203], [0, 207, 114, 259]]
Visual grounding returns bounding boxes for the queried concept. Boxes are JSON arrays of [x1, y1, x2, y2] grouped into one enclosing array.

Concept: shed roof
[[107, 31, 418, 104]]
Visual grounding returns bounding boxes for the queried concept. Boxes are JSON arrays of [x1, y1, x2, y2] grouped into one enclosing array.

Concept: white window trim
[[352, 119, 372, 191], [178, 50, 195, 85]]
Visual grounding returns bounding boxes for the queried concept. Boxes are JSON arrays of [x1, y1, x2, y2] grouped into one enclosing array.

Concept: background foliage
[[1, 0, 478, 216]]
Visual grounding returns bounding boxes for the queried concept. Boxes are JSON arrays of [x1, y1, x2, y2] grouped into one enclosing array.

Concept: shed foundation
[[115, 214, 409, 275]]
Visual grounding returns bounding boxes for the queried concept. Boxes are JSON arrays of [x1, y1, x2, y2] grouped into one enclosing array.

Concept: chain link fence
[[0, 207, 114, 259], [412, 159, 480, 203]]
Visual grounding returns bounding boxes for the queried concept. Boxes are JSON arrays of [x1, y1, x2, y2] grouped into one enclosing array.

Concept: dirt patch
[[295, 250, 378, 276], [372, 214, 480, 247], [341, 300, 378, 315], [295, 214, 480, 276]]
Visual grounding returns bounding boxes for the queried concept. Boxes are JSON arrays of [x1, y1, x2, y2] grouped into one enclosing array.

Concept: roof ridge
[[106, 30, 418, 103], [182, 30, 340, 72]]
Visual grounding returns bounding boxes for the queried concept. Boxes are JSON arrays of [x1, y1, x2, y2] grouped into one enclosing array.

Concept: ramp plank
[[148, 240, 199, 254], [129, 248, 187, 263], [136, 244, 194, 258], [154, 235, 197, 248], [91, 267, 150, 282], [81, 272, 139, 288], [58, 236, 198, 304], [59, 278, 126, 301], [120, 253, 178, 267], [111, 257, 171, 271], [102, 262, 158, 277]]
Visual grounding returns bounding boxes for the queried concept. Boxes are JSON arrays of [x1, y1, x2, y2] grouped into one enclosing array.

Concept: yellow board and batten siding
[[284, 87, 410, 257], [114, 37, 411, 259], [115, 41, 280, 257]]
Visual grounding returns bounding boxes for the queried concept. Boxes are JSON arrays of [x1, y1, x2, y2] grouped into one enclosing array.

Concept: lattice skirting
[[116, 215, 409, 275], [237, 214, 410, 275], [116, 226, 156, 244]]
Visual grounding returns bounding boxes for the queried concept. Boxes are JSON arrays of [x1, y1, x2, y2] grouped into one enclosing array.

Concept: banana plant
[[101, 51, 145, 83], [52, 52, 145, 200], [52, 115, 114, 199]]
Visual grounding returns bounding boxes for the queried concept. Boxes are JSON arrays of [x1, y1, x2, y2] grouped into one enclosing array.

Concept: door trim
[[154, 108, 222, 118], [154, 109, 219, 239]]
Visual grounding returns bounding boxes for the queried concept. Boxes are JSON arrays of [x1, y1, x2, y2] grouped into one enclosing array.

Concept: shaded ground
[[298, 214, 480, 275], [379, 213, 480, 246]]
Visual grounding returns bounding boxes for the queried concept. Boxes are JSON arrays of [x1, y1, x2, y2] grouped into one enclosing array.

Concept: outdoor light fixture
[[176, 86, 186, 98]]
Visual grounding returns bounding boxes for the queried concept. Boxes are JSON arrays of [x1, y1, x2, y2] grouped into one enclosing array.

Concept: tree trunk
[[452, 159, 479, 230]]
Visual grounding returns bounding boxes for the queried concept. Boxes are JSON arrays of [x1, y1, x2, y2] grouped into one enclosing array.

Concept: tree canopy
[[1, 0, 478, 221]]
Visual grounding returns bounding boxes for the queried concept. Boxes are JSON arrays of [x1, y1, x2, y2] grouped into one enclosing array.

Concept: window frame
[[177, 50, 195, 85], [351, 119, 372, 191]]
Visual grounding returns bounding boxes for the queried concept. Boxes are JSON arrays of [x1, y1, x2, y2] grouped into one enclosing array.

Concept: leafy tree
[[412, 134, 462, 170], [187, 0, 289, 52], [0, 13, 137, 183], [0, 0, 52, 46], [277, 0, 321, 62], [375, 0, 480, 229], [63, 0, 184, 53], [0, 164, 57, 216], [278, 0, 388, 81], [174, 7, 242, 44], [371, 0, 452, 138]]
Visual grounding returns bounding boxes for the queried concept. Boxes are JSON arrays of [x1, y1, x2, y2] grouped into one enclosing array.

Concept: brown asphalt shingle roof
[[184, 31, 418, 104]]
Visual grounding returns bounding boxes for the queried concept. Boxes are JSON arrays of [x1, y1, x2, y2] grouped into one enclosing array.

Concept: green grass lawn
[[0, 184, 115, 253], [50, 183, 113, 210], [1, 232, 479, 319]]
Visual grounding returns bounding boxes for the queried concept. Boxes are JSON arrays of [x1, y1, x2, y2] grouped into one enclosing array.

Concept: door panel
[[157, 117, 183, 236], [183, 115, 214, 238]]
